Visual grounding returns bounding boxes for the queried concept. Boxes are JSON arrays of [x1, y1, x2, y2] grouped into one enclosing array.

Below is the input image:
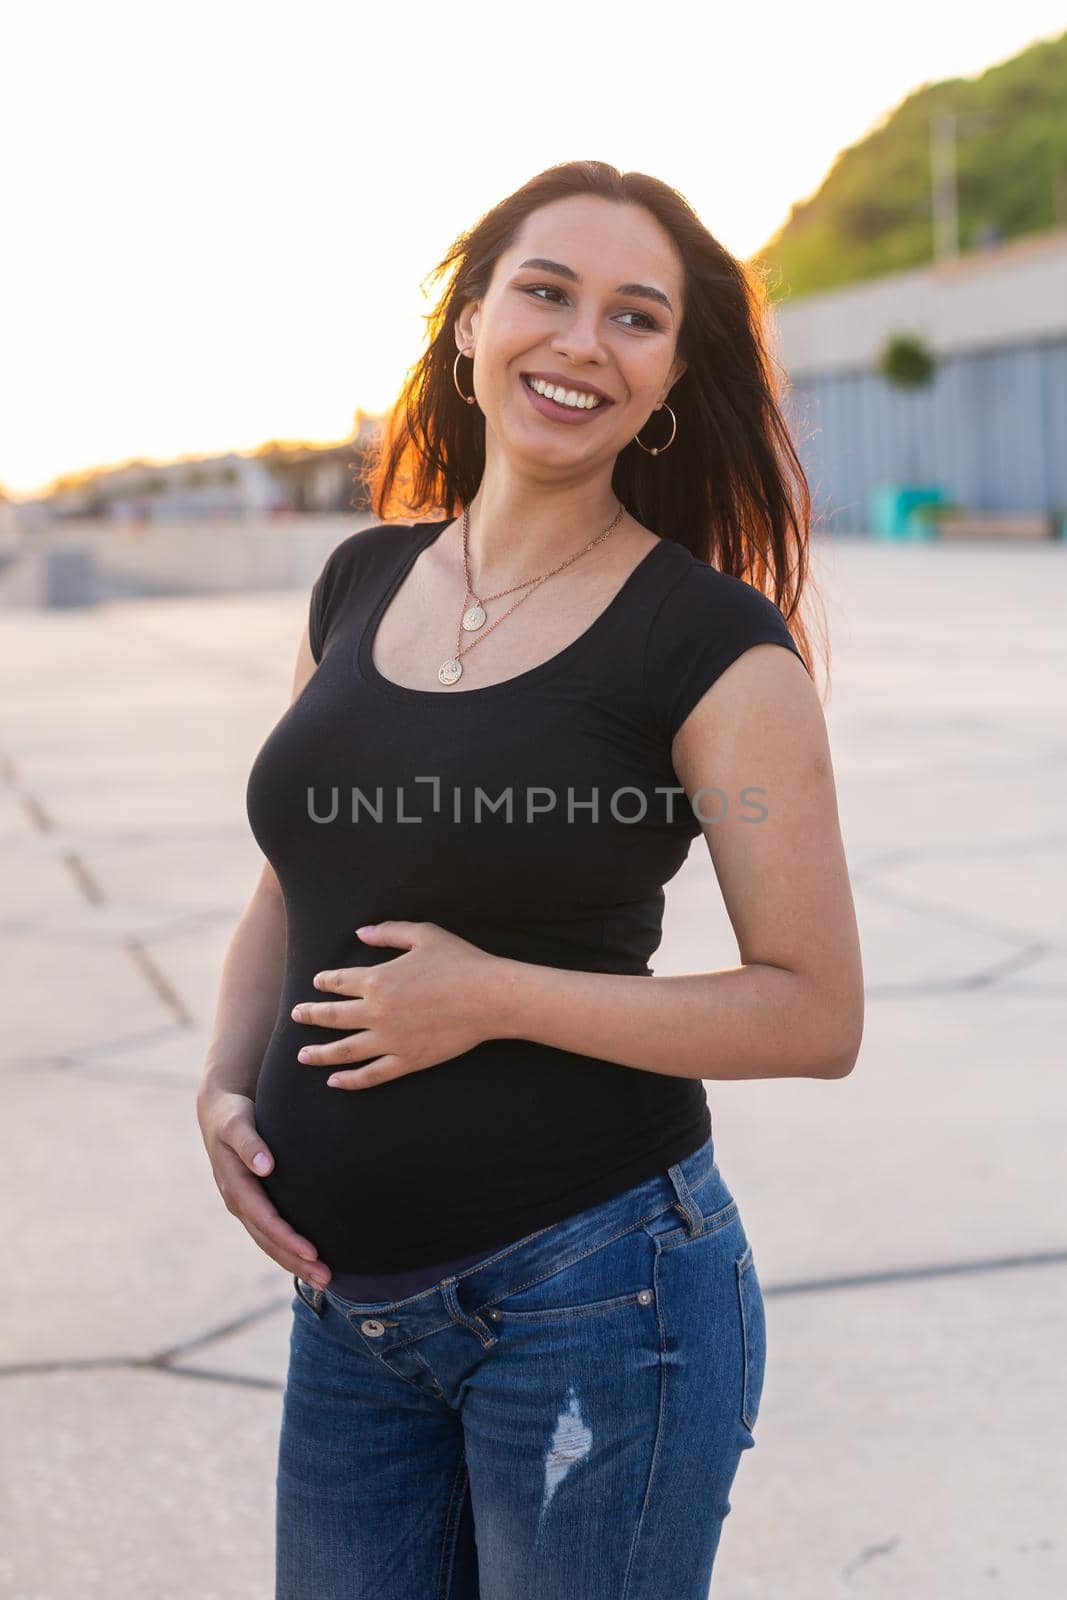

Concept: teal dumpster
[[869, 485, 944, 541]]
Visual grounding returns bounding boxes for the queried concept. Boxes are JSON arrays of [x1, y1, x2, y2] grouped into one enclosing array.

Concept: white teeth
[[526, 376, 603, 410]]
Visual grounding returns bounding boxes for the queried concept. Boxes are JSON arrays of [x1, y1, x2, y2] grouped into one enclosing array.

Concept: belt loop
[[440, 1277, 497, 1346], [667, 1161, 703, 1237]]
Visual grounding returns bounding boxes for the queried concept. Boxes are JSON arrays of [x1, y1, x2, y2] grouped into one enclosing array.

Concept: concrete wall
[[773, 227, 1067, 376], [0, 513, 382, 609]]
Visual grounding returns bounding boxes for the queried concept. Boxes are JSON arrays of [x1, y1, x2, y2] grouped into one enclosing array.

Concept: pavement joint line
[[765, 1248, 1067, 1296], [153, 1292, 296, 1363], [65, 1028, 187, 1056], [0, 1356, 284, 1393], [840, 1537, 903, 1581], [856, 877, 1054, 952], [20, 790, 53, 833], [863, 962, 1063, 998], [963, 981, 1067, 996], [140, 1364, 283, 1391], [123, 936, 196, 1027], [1, 1059, 198, 1092], [4, 821, 253, 856], [139, 905, 256, 944], [63, 849, 107, 905], [971, 942, 1059, 982], [0, 1056, 201, 1094], [21, 1064, 198, 1091], [0, 1292, 293, 1385], [2, 1251, 1065, 1389], [0, 903, 251, 945], [3, 1027, 201, 1072], [2, 753, 56, 837], [852, 830, 1067, 873], [38, 830, 255, 863], [58, 1065, 196, 1091]]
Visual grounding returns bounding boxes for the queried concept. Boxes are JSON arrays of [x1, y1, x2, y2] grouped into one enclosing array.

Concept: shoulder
[[651, 544, 806, 649], [315, 520, 420, 586], [644, 547, 809, 743], [308, 520, 421, 662], [654, 546, 793, 629]]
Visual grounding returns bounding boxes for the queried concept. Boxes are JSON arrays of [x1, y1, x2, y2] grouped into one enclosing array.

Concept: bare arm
[[493, 643, 864, 1081], [195, 616, 336, 1284], [196, 867, 287, 1103]]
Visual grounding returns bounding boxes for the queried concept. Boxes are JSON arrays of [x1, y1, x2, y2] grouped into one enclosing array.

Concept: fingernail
[[252, 1152, 271, 1174]]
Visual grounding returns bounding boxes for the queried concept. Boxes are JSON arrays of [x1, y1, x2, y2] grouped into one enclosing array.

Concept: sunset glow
[[2, 1, 1063, 498]]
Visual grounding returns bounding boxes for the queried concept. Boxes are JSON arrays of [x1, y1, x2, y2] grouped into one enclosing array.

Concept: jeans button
[[637, 1290, 653, 1305], [360, 1319, 386, 1337]]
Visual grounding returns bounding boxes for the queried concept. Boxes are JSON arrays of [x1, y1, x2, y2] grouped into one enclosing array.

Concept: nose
[[550, 312, 609, 371]]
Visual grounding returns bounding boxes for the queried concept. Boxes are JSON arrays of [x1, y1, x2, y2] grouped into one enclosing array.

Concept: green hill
[[754, 30, 1067, 301]]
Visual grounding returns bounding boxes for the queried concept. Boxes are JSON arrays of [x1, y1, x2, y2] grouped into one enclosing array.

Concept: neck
[[456, 477, 626, 589]]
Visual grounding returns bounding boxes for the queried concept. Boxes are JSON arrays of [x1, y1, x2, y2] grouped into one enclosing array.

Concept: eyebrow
[[515, 257, 674, 317]]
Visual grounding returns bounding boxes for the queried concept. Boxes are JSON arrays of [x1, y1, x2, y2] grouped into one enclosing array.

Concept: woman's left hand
[[291, 921, 512, 1090]]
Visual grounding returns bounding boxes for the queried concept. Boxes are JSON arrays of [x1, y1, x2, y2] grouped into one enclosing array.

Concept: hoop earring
[[633, 403, 677, 455], [453, 348, 477, 406]]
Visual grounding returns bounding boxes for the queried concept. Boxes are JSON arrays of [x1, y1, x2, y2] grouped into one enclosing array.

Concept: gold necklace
[[437, 501, 626, 685]]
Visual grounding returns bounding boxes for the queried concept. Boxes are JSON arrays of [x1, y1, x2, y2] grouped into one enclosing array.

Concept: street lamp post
[[929, 109, 999, 262]]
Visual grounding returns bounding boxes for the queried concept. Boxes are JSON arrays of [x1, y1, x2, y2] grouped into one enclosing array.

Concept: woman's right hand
[[197, 1089, 332, 1289]]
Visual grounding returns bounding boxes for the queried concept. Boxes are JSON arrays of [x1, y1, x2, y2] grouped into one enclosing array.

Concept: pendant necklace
[[437, 500, 626, 686]]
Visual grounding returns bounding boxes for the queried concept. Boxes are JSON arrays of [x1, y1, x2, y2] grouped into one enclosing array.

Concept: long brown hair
[[361, 159, 827, 693]]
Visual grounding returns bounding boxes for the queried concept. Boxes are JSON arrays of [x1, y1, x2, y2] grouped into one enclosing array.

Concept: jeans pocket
[[293, 1274, 327, 1315], [483, 1222, 656, 1322], [736, 1243, 766, 1431], [487, 1287, 652, 1324]]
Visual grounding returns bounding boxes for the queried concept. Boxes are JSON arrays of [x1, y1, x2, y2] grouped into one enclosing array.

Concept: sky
[[2, 1, 1064, 500]]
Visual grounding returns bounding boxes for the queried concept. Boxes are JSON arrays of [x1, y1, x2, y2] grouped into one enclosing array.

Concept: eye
[[521, 284, 659, 332]]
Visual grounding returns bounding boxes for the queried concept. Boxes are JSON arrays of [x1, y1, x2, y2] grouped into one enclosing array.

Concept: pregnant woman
[[197, 159, 863, 1599]]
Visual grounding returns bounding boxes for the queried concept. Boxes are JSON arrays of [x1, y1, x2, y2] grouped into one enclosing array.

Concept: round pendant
[[462, 603, 486, 631], [438, 657, 463, 685]]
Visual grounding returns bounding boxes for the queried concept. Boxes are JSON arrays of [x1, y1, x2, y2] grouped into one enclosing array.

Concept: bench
[[933, 511, 1059, 541]]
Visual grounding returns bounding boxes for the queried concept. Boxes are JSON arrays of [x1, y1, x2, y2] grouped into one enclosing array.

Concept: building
[[771, 226, 1067, 535], [18, 416, 380, 525]]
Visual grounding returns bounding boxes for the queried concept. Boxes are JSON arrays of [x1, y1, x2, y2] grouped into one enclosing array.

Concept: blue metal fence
[[787, 337, 1067, 535]]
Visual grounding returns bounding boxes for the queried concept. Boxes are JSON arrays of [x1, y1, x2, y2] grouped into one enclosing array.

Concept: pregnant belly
[[253, 1011, 400, 1269], [252, 1014, 570, 1272], [252, 1001, 696, 1274]]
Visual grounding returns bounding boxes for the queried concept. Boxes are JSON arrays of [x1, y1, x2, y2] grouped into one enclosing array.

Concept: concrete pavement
[[1, 530, 1064, 1597]]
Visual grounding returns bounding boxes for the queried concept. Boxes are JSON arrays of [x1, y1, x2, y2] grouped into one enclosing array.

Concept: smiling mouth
[[520, 373, 614, 413]]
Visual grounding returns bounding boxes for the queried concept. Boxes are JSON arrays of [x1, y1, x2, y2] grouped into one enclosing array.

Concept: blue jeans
[[276, 1133, 766, 1598]]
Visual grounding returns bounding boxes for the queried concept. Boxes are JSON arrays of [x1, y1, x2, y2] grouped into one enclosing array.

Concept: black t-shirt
[[246, 518, 807, 1272]]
